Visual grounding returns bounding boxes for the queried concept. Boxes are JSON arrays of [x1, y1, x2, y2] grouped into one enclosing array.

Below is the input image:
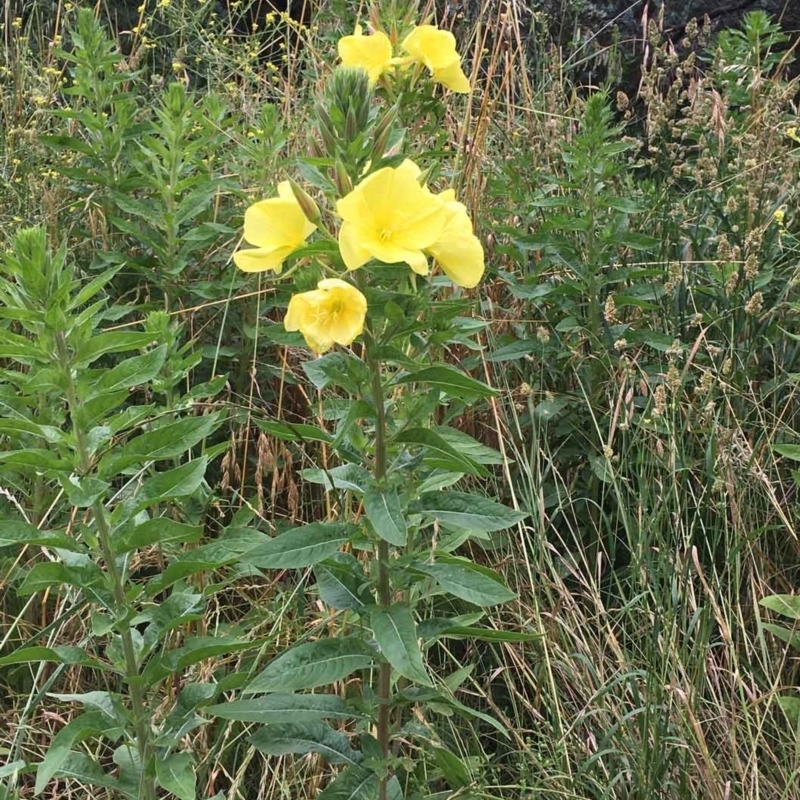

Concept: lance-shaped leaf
[[394, 365, 497, 399], [363, 486, 406, 546], [315, 553, 372, 610], [414, 558, 516, 606], [371, 606, 432, 686], [0, 520, 80, 551], [206, 693, 358, 724], [101, 412, 223, 474], [35, 711, 118, 795], [250, 721, 361, 766], [249, 522, 355, 569], [394, 428, 487, 477], [411, 491, 526, 532], [245, 638, 374, 694]]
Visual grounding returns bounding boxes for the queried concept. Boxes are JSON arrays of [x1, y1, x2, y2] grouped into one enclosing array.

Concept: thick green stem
[[55, 333, 154, 800], [365, 333, 392, 800]]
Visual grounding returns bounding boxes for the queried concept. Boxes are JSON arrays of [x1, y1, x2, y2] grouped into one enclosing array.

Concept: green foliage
[[1, 3, 799, 800]]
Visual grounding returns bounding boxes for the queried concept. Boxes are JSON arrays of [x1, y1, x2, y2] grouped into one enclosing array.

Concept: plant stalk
[[365, 331, 392, 800], [55, 333, 155, 800]]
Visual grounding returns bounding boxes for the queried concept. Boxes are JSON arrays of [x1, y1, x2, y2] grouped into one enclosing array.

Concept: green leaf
[[206, 693, 358, 724], [315, 553, 372, 610], [363, 487, 406, 546], [175, 636, 258, 670], [485, 339, 540, 362], [0, 449, 70, 470], [245, 638, 374, 694], [0, 520, 79, 551], [249, 522, 354, 569], [0, 419, 63, 443], [254, 418, 333, 444], [436, 626, 540, 643], [49, 752, 129, 797], [395, 365, 497, 399], [102, 413, 223, 473], [18, 561, 106, 597], [114, 518, 202, 554], [48, 691, 126, 721], [302, 465, 371, 493], [95, 345, 167, 392], [75, 331, 156, 366], [303, 352, 369, 394], [0, 645, 110, 671], [415, 560, 516, 606], [125, 457, 208, 516], [762, 623, 800, 650], [432, 746, 472, 788], [759, 594, 800, 620], [60, 475, 110, 508], [614, 231, 659, 250], [155, 753, 196, 800], [35, 711, 112, 795], [774, 443, 800, 462], [317, 767, 378, 800], [371, 606, 432, 686], [250, 721, 361, 766], [394, 429, 488, 478], [411, 492, 526, 532], [434, 427, 504, 465], [778, 695, 800, 724]]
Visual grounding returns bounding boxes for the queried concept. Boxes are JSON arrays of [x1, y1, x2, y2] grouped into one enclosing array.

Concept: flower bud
[[370, 104, 398, 160], [333, 159, 353, 196], [316, 104, 337, 155], [288, 179, 322, 227]]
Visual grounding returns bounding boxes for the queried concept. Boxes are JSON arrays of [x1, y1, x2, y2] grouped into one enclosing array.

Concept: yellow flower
[[427, 190, 485, 287], [786, 126, 800, 143], [233, 181, 316, 273], [337, 160, 448, 275], [338, 24, 394, 84], [774, 208, 786, 226], [401, 25, 470, 93], [284, 278, 367, 353]]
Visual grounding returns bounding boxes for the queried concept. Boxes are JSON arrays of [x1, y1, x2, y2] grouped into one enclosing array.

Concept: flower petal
[[427, 200, 485, 287], [338, 221, 373, 271], [243, 195, 315, 250], [338, 26, 394, 84], [233, 245, 295, 273], [432, 60, 471, 93]]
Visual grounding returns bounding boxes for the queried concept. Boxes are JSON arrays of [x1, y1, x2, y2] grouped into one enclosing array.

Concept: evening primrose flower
[[337, 160, 448, 275], [427, 190, 484, 287], [233, 181, 316, 273], [284, 278, 367, 354], [338, 24, 394, 84], [401, 25, 470, 93]]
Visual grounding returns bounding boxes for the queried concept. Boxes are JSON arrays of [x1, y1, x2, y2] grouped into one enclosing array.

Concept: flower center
[[317, 298, 344, 325], [379, 227, 394, 242]]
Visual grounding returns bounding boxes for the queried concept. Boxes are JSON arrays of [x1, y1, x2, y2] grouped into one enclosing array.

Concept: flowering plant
[[222, 8, 527, 800]]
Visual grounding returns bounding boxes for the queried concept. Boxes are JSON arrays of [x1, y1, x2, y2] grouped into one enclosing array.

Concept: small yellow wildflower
[[401, 25, 470, 93], [337, 24, 394, 85], [337, 159, 447, 276], [786, 126, 800, 144], [285, 279, 367, 354], [233, 181, 317, 273], [774, 208, 786, 226]]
